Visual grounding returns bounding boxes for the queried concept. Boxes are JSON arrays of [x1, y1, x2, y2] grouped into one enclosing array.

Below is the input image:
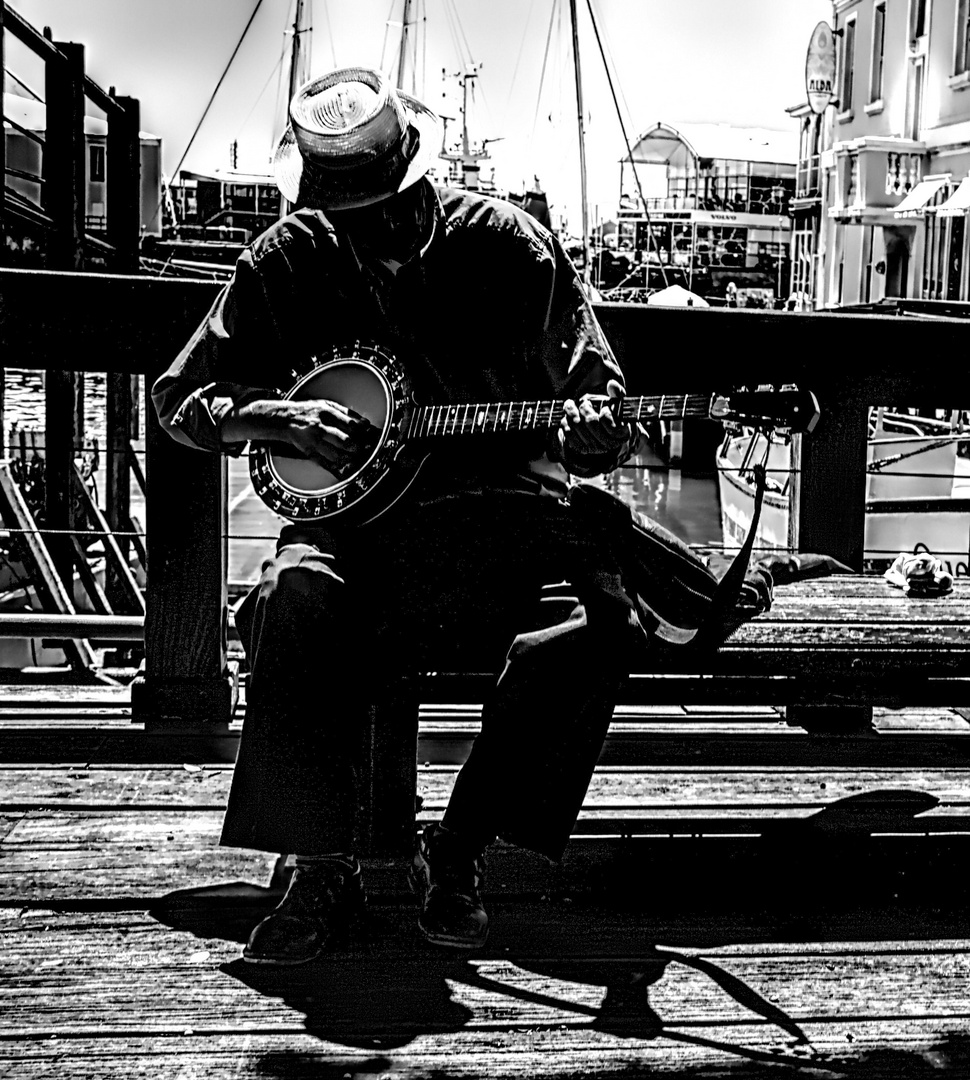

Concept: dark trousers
[[221, 487, 639, 862]]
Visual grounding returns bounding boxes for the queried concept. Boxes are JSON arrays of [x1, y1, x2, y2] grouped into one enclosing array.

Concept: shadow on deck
[[3, 687, 970, 1077]]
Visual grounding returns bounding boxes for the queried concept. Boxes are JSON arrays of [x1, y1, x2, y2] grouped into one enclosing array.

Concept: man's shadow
[[149, 872, 812, 1058], [149, 867, 475, 1050], [148, 788, 965, 1056]]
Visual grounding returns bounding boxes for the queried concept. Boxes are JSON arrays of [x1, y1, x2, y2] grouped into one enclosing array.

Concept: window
[[955, 0, 970, 73], [870, 2, 886, 101], [861, 228, 874, 303], [947, 216, 966, 299], [923, 212, 948, 299], [89, 144, 105, 183], [906, 57, 925, 139], [839, 17, 857, 114], [791, 229, 816, 303]]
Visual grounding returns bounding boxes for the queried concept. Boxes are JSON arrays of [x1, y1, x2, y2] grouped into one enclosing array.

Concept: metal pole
[[568, 0, 591, 287], [396, 0, 412, 90], [288, 0, 309, 104]]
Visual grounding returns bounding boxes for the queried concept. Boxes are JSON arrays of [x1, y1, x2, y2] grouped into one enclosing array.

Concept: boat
[[717, 408, 970, 572]]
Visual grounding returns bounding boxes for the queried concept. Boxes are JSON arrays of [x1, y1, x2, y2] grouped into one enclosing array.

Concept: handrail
[[4, 166, 45, 185], [3, 268, 970, 724], [82, 76, 127, 119], [3, 114, 45, 146], [0, 612, 239, 640], [0, 614, 144, 640], [2, 3, 69, 62]]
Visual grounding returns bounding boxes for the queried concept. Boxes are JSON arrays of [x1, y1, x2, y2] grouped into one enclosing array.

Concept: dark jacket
[[152, 181, 631, 487]]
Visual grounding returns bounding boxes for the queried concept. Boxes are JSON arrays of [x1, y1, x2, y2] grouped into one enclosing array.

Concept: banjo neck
[[251, 338, 820, 524], [407, 394, 717, 440]]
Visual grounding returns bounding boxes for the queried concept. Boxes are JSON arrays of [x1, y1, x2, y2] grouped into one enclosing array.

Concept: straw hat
[[273, 66, 442, 210]]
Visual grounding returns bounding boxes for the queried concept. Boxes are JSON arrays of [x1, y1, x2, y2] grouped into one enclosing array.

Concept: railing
[[641, 195, 792, 217], [1, 267, 969, 729], [1, 2, 141, 273]]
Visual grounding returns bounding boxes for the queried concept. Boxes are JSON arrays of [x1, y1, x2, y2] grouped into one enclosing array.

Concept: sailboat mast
[[280, 0, 311, 217], [288, 0, 311, 104], [396, 0, 413, 89], [568, 0, 592, 285]]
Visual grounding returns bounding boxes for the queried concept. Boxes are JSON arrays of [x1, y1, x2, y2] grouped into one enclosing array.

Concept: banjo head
[[249, 342, 412, 521]]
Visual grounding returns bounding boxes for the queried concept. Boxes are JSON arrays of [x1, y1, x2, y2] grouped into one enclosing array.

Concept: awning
[[893, 176, 949, 217], [936, 176, 970, 216]]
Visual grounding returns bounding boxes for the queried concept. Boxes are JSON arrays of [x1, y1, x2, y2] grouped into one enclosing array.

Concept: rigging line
[[584, 0, 668, 288], [168, 0, 268, 187], [444, 0, 475, 75], [379, 0, 398, 76], [237, 47, 286, 146], [529, 0, 559, 144], [439, 0, 466, 77], [505, 0, 537, 120], [587, 0, 636, 148], [319, 0, 338, 71]]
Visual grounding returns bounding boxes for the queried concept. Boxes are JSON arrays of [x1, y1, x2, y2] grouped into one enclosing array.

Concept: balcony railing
[[641, 195, 792, 217]]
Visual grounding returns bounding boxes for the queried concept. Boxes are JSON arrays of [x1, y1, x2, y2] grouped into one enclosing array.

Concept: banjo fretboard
[[406, 394, 715, 439]]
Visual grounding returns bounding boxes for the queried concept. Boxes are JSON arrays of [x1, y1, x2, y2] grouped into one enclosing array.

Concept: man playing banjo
[[153, 66, 638, 964]]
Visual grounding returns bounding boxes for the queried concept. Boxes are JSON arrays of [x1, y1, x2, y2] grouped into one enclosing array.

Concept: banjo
[[249, 341, 820, 524]]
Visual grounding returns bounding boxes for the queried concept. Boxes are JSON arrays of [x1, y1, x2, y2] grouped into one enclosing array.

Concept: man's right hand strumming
[[222, 397, 379, 475]]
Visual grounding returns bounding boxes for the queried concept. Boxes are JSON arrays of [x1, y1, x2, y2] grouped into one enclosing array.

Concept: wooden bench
[[359, 573, 970, 857]]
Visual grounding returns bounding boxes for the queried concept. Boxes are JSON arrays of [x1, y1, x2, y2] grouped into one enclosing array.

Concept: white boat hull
[[717, 424, 970, 573]]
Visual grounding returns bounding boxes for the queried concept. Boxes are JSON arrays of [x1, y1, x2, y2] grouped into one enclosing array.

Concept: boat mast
[[438, 67, 491, 190], [568, 0, 592, 286], [280, 0, 311, 215], [288, 0, 312, 105], [396, 0, 413, 90]]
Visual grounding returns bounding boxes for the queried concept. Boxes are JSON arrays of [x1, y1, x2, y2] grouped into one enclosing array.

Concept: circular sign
[[805, 21, 837, 114]]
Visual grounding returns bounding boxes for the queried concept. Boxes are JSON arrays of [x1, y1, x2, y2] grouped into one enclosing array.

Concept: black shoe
[[243, 857, 365, 966], [408, 824, 488, 950]]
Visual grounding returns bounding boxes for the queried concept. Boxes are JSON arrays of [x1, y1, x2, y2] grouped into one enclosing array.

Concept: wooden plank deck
[[3, 691, 970, 1075]]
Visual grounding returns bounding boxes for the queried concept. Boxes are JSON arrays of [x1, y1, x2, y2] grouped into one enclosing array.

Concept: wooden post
[[788, 393, 872, 733], [105, 372, 132, 612], [104, 94, 141, 612], [44, 369, 81, 597], [360, 683, 420, 857], [44, 41, 86, 271], [130, 391, 236, 730], [790, 395, 869, 570], [106, 95, 141, 273]]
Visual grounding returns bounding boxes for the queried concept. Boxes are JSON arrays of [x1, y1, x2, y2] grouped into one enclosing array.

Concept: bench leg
[[359, 678, 420, 859]]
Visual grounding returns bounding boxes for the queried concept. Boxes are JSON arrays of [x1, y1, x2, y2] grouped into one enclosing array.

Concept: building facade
[[615, 122, 797, 305], [810, 0, 970, 307]]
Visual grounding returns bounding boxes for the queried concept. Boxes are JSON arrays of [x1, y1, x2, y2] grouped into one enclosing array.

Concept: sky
[[6, 0, 833, 231]]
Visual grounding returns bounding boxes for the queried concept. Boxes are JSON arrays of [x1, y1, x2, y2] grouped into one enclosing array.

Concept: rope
[[155, 0, 267, 229], [505, 0, 536, 119], [584, 0, 668, 287], [529, 0, 560, 146], [443, 0, 476, 75], [867, 435, 970, 472]]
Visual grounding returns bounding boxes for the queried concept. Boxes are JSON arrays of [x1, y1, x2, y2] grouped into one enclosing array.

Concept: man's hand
[[282, 399, 381, 473], [560, 379, 634, 471], [222, 397, 379, 475]]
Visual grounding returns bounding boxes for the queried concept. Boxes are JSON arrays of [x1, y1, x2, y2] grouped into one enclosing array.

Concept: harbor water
[[1, 369, 725, 583]]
